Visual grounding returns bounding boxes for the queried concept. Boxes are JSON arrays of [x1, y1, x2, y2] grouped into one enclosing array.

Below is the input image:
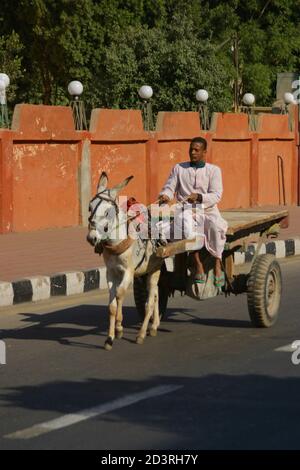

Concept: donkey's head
[[87, 172, 133, 248]]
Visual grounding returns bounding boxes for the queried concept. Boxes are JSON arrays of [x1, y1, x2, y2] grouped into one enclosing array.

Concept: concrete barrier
[[0, 104, 298, 233]]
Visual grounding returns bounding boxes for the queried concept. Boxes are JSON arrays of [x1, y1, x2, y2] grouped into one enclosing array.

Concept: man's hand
[[187, 193, 201, 203], [158, 194, 170, 205]]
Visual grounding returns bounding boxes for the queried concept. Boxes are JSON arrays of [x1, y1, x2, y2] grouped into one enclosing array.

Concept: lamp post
[[196, 89, 209, 130], [241, 93, 256, 130], [283, 92, 296, 114], [138, 85, 154, 131], [68, 80, 87, 130], [0, 73, 10, 128]]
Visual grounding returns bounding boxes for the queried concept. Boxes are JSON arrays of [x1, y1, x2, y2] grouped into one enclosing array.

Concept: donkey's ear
[[110, 175, 134, 200], [97, 172, 108, 193]]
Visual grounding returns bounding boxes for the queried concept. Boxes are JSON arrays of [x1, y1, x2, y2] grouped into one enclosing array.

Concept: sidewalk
[[0, 226, 104, 282], [0, 205, 299, 307]]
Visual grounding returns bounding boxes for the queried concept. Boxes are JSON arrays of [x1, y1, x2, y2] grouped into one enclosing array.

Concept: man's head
[[189, 137, 207, 163]]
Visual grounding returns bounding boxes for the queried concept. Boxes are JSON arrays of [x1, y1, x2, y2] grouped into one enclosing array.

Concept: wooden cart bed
[[222, 209, 288, 237], [156, 209, 288, 259]]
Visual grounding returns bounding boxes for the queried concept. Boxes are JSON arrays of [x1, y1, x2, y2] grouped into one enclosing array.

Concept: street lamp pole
[[138, 85, 154, 131], [283, 92, 296, 114], [242, 93, 256, 130], [68, 81, 87, 130], [0, 73, 10, 128], [196, 89, 209, 130]]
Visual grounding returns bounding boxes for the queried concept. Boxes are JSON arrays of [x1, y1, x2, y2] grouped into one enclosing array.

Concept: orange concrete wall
[[0, 104, 298, 233], [90, 109, 148, 203], [212, 140, 251, 209], [9, 105, 83, 232], [257, 141, 295, 205], [255, 114, 297, 206], [12, 142, 80, 231]]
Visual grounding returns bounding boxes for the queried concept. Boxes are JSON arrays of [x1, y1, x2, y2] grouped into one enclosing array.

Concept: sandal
[[214, 272, 225, 288], [194, 273, 206, 284]]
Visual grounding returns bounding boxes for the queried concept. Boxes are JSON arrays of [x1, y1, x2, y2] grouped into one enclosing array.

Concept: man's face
[[189, 142, 206, 162]]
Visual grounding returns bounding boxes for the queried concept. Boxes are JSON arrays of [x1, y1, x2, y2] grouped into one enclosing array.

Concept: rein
[[101, 237, 135, 255]]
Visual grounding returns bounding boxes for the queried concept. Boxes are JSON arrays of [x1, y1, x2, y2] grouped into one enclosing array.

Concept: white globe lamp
[[0, 73, 10, 88], [138, 85, 153, 100], [196, 89, 209, 103], [0, 75, 9, 127], [68, 80, 83, 98], [283, 92, 295, 105], [243, 93, 255, 106]]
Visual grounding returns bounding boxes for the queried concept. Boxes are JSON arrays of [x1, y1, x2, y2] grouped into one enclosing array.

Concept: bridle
[[88, 192, 165, 256], [88, 190, 120, 226], [88, 190, 136, 255]]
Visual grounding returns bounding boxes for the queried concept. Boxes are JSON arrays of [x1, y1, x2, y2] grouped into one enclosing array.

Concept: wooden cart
[[133, 209, 288, 328]]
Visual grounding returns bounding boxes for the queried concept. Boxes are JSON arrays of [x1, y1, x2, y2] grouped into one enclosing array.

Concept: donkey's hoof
[[116, 330, 123, 339], [136, 336, 144, 345], [104, 337, 113, 351], [149, 328, 157, 337]]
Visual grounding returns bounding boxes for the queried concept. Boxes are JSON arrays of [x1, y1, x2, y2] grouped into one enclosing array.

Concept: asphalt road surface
[[0, 257, 300, 450]]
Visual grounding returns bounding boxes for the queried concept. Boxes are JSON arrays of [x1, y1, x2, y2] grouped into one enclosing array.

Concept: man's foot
[[194, 273, 206, 284], [214, 272, 225, 288]]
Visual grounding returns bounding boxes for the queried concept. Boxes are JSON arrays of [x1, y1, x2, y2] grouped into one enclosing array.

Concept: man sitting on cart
[[158, 136, 228, 288]]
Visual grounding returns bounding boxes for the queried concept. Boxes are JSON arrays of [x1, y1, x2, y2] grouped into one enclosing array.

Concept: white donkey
[[87, 172, 164, 350]]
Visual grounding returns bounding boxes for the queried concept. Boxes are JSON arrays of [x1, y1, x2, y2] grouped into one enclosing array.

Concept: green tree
[[206, 0, 300, 105], [101, 12, 232, 114], [1, 0, 300, 112]]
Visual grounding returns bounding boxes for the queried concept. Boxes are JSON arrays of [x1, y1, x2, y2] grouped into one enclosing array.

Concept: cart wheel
[[247, 254, 282, 327], [133, 265, 169, 322]]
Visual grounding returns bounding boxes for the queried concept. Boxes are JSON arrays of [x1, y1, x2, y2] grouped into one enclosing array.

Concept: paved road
[[0, 257, 300, 450]]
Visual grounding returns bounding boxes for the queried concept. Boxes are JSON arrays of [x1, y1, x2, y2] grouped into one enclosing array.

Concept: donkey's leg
[[149, 278, 160, 337], [105, 274, 118, 351], [115, 269, 133, 339], [136, 270, 160, 344]]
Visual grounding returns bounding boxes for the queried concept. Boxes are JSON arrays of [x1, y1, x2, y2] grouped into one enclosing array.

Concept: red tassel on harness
[[123, 197, 146, 224]]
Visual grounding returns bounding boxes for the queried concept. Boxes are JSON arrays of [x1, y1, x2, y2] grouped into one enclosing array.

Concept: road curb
[[0, 267, 107, 308], [233, 238, 300, 265], [1, 238, 299, 308]]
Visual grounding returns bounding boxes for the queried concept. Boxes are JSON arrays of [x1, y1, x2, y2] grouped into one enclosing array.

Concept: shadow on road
[[0, 305, 198, 349], [0, 302, 252, 350], [1, 373, 300, 449]]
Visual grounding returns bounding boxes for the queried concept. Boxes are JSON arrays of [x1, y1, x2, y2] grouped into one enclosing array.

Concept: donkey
[[87, 172, 164, 350]]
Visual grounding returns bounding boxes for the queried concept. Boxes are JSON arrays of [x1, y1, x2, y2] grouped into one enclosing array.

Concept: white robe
[[159, 162, 228, 258]]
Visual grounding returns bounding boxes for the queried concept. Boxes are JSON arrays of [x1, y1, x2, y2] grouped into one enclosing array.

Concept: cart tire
[[247, 254, 282, 327], [133, 266, 169, 322]]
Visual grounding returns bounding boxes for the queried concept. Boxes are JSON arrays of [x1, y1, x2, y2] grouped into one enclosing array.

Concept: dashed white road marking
[[274, 343, 296, 352], [4, 384, 182, 440]]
